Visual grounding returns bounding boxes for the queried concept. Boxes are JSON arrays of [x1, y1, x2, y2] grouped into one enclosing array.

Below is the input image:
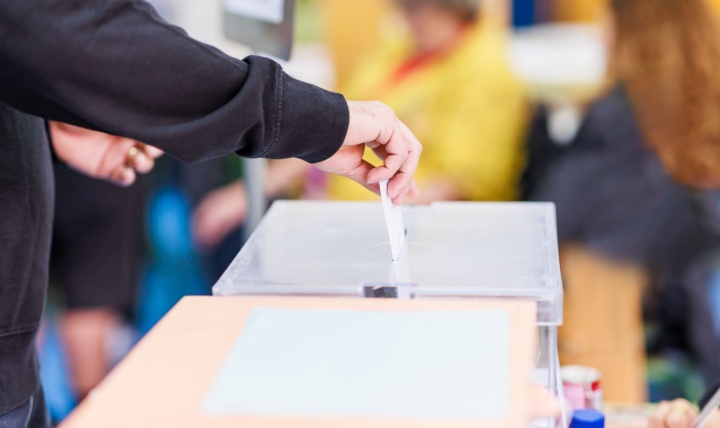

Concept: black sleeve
[[0, 0, 348, 164]]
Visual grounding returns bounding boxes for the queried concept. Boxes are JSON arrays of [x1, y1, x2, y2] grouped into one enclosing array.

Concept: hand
[[649, 398, 720, 428], [192, 181, 248, 249], [50, 122, 163, 186], [314, 101, 422, 205]]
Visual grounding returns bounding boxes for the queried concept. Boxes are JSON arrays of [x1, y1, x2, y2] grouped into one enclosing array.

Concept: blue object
[[136, 186, 209, 335], [512, 0, 535, 27], [37, 317, 77, 422], [570, 409, 605, 428]]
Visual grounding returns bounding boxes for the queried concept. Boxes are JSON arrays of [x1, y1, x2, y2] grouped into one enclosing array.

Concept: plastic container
[[214, 201, 563, 324]]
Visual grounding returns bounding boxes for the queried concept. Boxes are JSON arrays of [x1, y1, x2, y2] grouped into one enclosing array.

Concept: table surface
[[59, 296, 537, 428]]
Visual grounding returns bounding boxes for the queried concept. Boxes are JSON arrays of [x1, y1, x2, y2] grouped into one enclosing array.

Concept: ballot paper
[[202, 307, 511, 420], [380, 180, 407, 261]]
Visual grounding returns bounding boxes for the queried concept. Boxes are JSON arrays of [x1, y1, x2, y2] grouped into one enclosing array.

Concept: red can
[[561, 365, 603, 411]]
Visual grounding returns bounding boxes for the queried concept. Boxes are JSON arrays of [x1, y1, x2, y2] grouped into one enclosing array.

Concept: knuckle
[[377, 104, 395, 120], [371, 100, 385, 109]]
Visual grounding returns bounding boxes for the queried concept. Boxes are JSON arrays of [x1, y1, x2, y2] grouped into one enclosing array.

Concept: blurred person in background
[[192, 158, 308, 251], [327, 0, 527, 202], [193, 0, 527, 248], [618, 0, 720, 423], [525, 0, 720, 407]]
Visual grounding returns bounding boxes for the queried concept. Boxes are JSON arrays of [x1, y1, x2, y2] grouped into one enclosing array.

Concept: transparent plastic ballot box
[[213, 201, 565, 410]]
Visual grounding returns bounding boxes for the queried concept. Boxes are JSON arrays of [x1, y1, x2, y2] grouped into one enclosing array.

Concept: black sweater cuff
[[260, 71, 349, 163]]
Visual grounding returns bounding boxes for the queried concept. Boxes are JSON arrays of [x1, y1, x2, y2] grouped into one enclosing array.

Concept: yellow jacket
[[327, 21, 527, 201]]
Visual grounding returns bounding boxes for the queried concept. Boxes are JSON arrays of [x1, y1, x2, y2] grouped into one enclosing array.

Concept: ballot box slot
[[361, 282, 416, 299]]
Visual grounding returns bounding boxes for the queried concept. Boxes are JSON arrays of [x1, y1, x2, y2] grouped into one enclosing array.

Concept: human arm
[[0, 1, 419, 201], [0, 0, 344, 163]]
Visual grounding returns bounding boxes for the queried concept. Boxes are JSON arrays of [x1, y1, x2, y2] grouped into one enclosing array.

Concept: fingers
[[124, 144, 156, 174], [650, 400, 697, 428], [108, 165, 136, 187], [141, 144, 164, 159], [387, 172, 413, 205], [366, 122, 421, 204], [650, 402, 672, 428], [381, 121, 422, 204], [313, 145, 383, 196], [367, 123, 410, 182], [366, 118, 421, 189], [106, 142, 155, 186], [342, 157, 383, 196], [48, 120, 161, 186], [344, 101, 422, 204], [665, 411, 691, 428]]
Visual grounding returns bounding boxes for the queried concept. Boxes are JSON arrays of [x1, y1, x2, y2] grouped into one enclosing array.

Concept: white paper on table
[[380, 180, 407, 261], [224, 0, 285, 24], [202, 307, 511, 420]]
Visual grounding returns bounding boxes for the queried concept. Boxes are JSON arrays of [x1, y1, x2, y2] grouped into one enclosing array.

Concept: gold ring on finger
[[125, 146, 139, 168]]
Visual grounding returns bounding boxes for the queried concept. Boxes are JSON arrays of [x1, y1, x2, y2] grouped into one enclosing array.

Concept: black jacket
[[0, 0, 349, 414]]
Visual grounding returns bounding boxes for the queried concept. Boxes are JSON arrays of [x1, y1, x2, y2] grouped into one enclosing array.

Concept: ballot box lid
[[213, 201, 563, 326]]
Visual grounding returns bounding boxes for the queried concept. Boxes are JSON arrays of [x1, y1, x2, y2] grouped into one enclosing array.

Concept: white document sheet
[[380, 180, 407, 261], [224, 0, 285, 24], [202, 307, 511, 420]]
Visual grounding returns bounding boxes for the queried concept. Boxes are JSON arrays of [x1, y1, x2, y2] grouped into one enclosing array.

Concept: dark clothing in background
[[50, 166, 145, 318], [525, 85, 720, 378], [0, 0, 349, 418], [526, 86, 718, 268]]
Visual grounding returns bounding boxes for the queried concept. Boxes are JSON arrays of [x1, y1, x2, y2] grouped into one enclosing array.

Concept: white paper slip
[[380, 180, 407, 261]]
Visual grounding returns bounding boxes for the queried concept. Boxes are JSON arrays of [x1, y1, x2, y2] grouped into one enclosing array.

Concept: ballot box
[[213, 201, 565, 423]]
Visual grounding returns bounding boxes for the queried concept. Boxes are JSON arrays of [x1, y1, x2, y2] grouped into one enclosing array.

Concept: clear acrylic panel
[[213, 201, 563, 326]]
